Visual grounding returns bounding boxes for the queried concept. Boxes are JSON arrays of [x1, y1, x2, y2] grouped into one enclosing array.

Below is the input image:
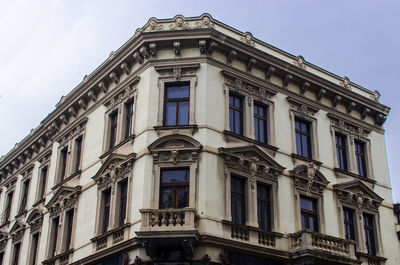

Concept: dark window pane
[[65, 209, 74, 250], [229, 94, 243, 135], [13, 243, 20, 265], [166, 84, 189, 99], [229, 109, 234, 132], [363, 213, 376, 255], [257, 183, 271, 230], [161, 169, 189, 183], [177, 189, 188, 208], [300, 196, 318, 231], [295, 118, 311, 158], [119, 181, 128, 225], [231, 176, 245, 224], [178, 101, 189, 125], [160, 189, 173, 209], [160, 169, 189, 209], [51, 217, 59, 257], [165, 102, 177, 126], [234, 111, 241, 134], [30, 233, 39, 265]]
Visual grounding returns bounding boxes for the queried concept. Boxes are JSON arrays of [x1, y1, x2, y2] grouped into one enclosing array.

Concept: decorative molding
[[287, 96, 319, 117], [9, 221, 25, 243], [290, 162, 329, 195], [227, 49, 237, 64], [45, 186, 81, 217], [173, 41, 181, 57], [104, 79, 139, 110], [149, 42, 157, 59], [294, 55, 306, 69], [283, 74, 293, 88], [240, 32, 255, 46], [55, 117, 88, 146], [328, 113, 371, 142], [300, 81, 310, 95]]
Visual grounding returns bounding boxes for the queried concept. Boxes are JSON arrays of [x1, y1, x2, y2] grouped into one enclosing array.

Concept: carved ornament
[[329, 115, 370, 143], [56, 117, 88, 146], [240, 32, 255, 46], [45, 186, 81, 217], [294, 55, 306, 69], [290, 163, 329, 195], [106, 84, 137, 110]]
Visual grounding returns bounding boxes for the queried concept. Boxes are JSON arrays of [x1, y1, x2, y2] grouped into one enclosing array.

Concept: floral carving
[[290, 164, 328, 195], [240, 32, 255, 46], [146, 19, 164, 31], [195, 16, 215, 29], [334, 181, 383, 211], [169, 17, 190, 30]]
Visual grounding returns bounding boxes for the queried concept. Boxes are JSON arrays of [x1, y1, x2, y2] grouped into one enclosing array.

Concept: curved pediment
[[334, 180, 383, 210], [148, 134, 202, 163], [219, 145, 285, 180], [26, 209, 43, 224], [45, 185, 81, 217], [290, 163, 329, 194]]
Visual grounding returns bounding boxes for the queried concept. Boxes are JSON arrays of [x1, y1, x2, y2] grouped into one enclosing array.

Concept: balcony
[[42, 249, 74, 265], [91, 223, 130, 252], [289, 230, 358, 265]]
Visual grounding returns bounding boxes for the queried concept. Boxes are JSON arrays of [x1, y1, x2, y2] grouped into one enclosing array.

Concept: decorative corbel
[[149, 42, 157, 58], [88, 90, 97, 102], [342, 76, 351, 89], [173, 68, 182, 80], [283, 74, 293, 88], [109, 72, 119, 84], [11, 160, 19, 169], [38, 137, 47, 148], [5, 165, 12, 174], [78, 98, 87, 110], [265, 66, 276, 80], [346, 101, 356, 114], [317, 88, 326, 101], [68, 106, 77, 118], [332, 95, 341, 108], [133, 51, 144, 64], [18, 155, 25, 165], [120, 63, 130, 75], [199, 40, 207, 56], [208, 41, 217, 55], [361, 107, 371, 120], [140, 45, 150, 60], [226, 49, 237, 64], [25, 148, 33, 158], [173, 41, 181, 57], [375, 113, 387, 126], [300, 81, 310, 95], [59, 114, 69, 125], [51, 121, 59, 132], [246, 58, 257, 72], [98, 81, 107, 94]]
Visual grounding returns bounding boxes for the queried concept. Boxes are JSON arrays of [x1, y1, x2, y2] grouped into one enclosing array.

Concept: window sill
[[99, 134, 135, 160], [154, 125, 198, 136], [291, 153, 322, 166], [43, 249, 74, 265], [91, 223, 131, 241], [32, 198, 46, 208], [221, 220, 283, 236], [223, 130, 279, 153], [356, 252, 387, 263], [52, 170, 82, 191], [334, 168, 376, 184], [15, 209, 27, 219]]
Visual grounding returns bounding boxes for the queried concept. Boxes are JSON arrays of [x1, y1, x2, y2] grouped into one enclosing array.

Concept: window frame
[[11, 242, 21, 265], [163, 81, 190, 126], [159, 168, 190, 209], [335, 133, 348, 171], [230, 174, 246, 225], [294, 117, 312, 159], [18, 178, 30, 214], [300, 195, 319, 232], [354, 140, 367, 178], [343, 207, 356, 241], [253, 102, 268, 144], [229, 93, 244, 135]]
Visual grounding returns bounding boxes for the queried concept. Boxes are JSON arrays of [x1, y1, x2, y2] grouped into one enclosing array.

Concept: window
[[231, 175, 246, 225], [343, 208, 355, 240], [363, 213, 376, 256], [124, 100, 134, 138], [12, 242, 21, 265], [64, 209, 74, 251], [118, 180, 128, 225], [50, 217, 59, 258], [19, 179, 30, 212], [109, 112, 118, 150], [38, 166, 48, 199], [257, 183, 271, 230], [0, 252, 3, 265], [59, 147, 68, 182], [355, 140, 367, 177], [254, 103, 267, 143], [160, 168, 189, 209], [101, 189, 111, 233], [295, 118, 312, 158], [300, 196, 318, 231], [74, 136, 83, 172], [335, 133, 348, 171], [5, 191, 14, 222], [30, 233, 39, 265], [229, 94, 243, 135], [164, 82, 190, 126]]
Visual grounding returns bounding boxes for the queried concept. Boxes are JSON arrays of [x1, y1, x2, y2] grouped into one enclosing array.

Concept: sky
[[0, 0, 399, 201]]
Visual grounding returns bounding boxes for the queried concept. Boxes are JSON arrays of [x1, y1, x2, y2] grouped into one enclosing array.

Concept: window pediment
[[290, 163, 329, 194], [148, 134, 202, 163], [219, 145, 285, 181], [93, 153, 135, 190], [45, 185, 81, 217], [26, 209, 43, 232], [334, 180, 383, 211], [9, 220, 25, 243], [0, 231, 7, 251]]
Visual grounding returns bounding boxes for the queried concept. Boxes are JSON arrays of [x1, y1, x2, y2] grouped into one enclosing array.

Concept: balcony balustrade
[[139, 208, 198, 232]]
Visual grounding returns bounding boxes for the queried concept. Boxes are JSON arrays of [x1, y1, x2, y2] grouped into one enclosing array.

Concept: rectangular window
[[164, 82, 190, 126], [125, 101, 134, 138], [300, 196, 318, 231], [39, 166, 48, 199], [12, 243, 20, 265], [254, 103, 267, 143], [295, 118, 312, 158], [74, 136, 83, 172], [343, 208, 355, 240], [160, 168, 189, 209], [355, 140, 367, 177], [19, 179, 30, 212], [109, 112, 118, 150], [102, 189, 111, 233], [118, 180, 128, 226], [5, 191, 14, 221], [229, 94, 243, 135], [0, 252, 3, 265], [30, 233, 39, 265], [257, 183, 271, 230], [335, 133, 348, 170], [231, 175, 246, 225], [65, 209, 74, 250], [50, 217, 59, 258], [59, 147, 68, 182], [363, 213, 376, 256]]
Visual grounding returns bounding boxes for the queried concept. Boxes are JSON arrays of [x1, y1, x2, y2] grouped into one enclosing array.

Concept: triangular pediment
[[93, 153, 135, 181], [9, 221, 24, 235], [334, 180, 383, 208], [45, 185, 81, 216], [219, 145, 285, 180]]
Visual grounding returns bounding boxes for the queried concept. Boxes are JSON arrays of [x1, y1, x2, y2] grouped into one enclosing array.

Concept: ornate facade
[[0, 14, 399, 265]]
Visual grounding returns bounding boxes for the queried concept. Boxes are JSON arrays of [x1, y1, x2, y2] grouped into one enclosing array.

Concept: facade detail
[[0, 14, 398, 265]]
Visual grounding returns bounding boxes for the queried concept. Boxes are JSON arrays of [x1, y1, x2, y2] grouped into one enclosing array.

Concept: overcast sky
[[0, 0, 399, 201]]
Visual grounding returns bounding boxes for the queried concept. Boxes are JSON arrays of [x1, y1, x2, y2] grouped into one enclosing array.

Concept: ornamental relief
[[9, 221, 25, 243], [144, 15, 215, 33], [57, 118, 88, 146], [95, 159, 133, 191], [331, 118, 369, 144], [290, 163, 329, 195], [106, 84, 136, 110], [46, 187, 81, 217], [224, 75, 271, 101]]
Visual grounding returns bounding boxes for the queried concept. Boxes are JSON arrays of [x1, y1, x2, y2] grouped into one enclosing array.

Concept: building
[[0, 14, 399, 265]]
